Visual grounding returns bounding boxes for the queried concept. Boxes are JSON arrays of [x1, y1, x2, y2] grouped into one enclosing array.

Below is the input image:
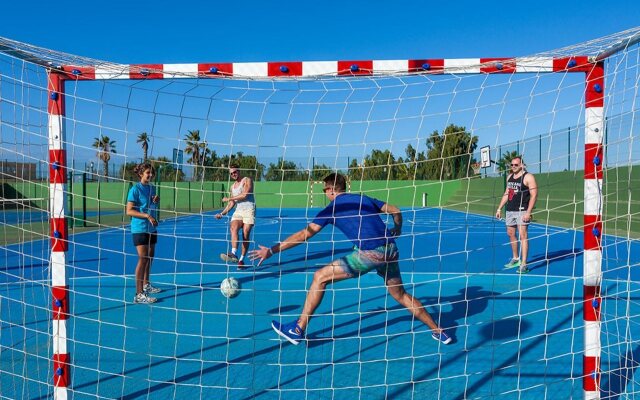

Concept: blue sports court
[[1, 207, 638, 399]]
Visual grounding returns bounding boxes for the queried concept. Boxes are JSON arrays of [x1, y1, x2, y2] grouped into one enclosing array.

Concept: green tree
[[92, 135, 117, 180], [310, 163, 332, 181], [347, 158, 364, 181], [120, 161, 139, 182], [137, 132, 150, 161], [397, 144, 430, 180], [120, 157, 185, 182], [153, 157, 185, 182], [183, 129, 211, 181], [205, 152, 265, 181], [361, 149, 396, 180], [496, 151, 521, 174], [425, 124, 478, 180], [264, 159, 305, 181]]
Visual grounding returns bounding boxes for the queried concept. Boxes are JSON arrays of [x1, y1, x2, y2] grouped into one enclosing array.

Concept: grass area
[[2, 167, 638, 245], [444, 167, 640, 237]]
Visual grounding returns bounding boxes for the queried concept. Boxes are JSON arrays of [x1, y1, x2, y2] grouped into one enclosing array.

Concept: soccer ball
[[220, 277, 240, 298]]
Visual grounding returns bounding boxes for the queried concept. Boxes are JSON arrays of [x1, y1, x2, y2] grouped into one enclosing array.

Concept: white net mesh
[[1, 28, 639, 399]]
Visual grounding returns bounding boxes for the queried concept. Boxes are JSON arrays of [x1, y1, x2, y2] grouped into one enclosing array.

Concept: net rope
[[1, 28, 639, 399]]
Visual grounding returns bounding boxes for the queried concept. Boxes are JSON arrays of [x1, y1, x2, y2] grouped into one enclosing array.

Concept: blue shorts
[[132, 232, 158, 247], [336, 243, 400, 280]]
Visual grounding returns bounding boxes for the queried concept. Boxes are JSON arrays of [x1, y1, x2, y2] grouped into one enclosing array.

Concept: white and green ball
[[220, 277, 241, 298]]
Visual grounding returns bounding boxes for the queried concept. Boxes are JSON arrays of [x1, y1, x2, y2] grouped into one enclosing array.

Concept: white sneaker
[[133, 292, 157, 304], [143, 283, 162, 294]]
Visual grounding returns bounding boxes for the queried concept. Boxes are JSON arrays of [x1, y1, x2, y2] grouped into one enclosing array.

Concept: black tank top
[[506, 172, 530, 211]]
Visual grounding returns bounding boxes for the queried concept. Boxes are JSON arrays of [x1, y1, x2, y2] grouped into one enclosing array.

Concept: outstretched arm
[[381, 203, 402, 236], [249, 222, 322, 266]]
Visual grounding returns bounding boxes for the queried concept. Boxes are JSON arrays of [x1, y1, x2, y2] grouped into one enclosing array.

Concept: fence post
[[82, 173, 87, 227], [68, 172, 73, 228], [539, 134, 542, 173], [155, 165, 163, 221], [97, 180, 101, 226], [568, 126, 571, 171]]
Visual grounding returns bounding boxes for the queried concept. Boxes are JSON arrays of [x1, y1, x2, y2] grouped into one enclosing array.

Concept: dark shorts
[[132, 232, 158, 247], [336, 243, 401, 280]]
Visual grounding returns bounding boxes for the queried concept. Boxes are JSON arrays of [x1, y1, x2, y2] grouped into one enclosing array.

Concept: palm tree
[[184, 129, 210, 181], [92, 135, 117, 180], [137, 132, 150, 161], [497, 151, 521, 174]]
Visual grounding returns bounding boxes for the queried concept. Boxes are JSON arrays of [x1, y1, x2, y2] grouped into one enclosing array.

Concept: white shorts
[[231, 207, 255, 225], [505, 211, 529, 227]]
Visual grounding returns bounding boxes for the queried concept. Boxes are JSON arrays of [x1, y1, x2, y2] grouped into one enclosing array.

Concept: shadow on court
[[600, 344, 640, 400], [527, 248, 581, 271]]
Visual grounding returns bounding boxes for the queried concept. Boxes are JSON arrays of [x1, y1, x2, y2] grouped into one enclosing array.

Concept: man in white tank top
[[215, 165, 256, 269]]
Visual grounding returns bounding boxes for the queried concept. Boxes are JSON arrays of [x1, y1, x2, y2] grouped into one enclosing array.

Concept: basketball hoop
[[471, 162, 482, 175]]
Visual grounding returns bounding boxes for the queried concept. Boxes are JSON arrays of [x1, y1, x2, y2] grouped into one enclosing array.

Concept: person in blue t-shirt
[[249, 173, 452, 346], [126, 162, 161, 304]]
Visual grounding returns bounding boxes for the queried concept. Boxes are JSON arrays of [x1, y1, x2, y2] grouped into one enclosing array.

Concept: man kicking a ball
[[216, 164, 256, 269], [249, 172, 452, 346]]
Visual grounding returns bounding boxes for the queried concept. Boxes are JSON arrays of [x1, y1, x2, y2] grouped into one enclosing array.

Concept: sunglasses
[[230, 170, 239, 174], [322, 187, 332, 193], [511, 163, 520, 167]]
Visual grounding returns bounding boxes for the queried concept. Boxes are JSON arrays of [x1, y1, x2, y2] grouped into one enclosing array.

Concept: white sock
[[232, 248, 237, 255], [238, 255, 244, 262]]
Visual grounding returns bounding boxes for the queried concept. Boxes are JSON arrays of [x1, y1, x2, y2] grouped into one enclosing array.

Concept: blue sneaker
[[272, 320, 305, 345], [432, 331, 452, 345]]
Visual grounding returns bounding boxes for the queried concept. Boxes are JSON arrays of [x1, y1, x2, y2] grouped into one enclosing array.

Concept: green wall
[[253, 180, 460, 208], [444, 167, 639, 236], [4, 167, 637, 237], [66, 181, 225, 212]]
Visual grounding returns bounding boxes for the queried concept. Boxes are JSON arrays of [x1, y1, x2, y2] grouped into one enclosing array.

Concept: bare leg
[[143, 244, 155, 286], [518, 225, 529, 266], [135, 244, 150, 294], [297, 262, 352, 331], [507, 226, 519, 259], [229, 220, 242, 252], [385, 275, 443, 333], [241, 224, 254, 258]]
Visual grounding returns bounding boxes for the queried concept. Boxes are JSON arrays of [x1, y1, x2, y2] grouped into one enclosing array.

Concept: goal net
[[1, 29, 639, 399]]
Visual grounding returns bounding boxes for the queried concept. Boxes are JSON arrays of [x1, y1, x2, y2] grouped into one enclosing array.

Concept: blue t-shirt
[[127, 182, 157, 234], [311, 193, 395, 250]]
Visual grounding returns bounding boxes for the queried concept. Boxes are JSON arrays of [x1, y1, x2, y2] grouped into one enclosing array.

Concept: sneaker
[[133, 292, 157, 304], [504, 258, 521, 269], [237, 260, 247, 270], [143, 283, 162, 294], [220, 252, 239, 263], [272, 320, 305, 345], [432, 331, 452, 345], [517, 266, 530, 274]]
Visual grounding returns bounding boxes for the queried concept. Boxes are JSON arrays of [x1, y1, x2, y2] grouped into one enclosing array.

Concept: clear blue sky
[[1, 1, 639, 175], [3, 0, 638, 64]]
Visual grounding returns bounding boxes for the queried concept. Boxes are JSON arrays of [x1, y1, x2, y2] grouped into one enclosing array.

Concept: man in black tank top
[[495, 156, 538, 273]]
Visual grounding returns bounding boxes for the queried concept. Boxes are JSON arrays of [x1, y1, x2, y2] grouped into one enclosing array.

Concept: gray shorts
[[505, 211, 529, 227]]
